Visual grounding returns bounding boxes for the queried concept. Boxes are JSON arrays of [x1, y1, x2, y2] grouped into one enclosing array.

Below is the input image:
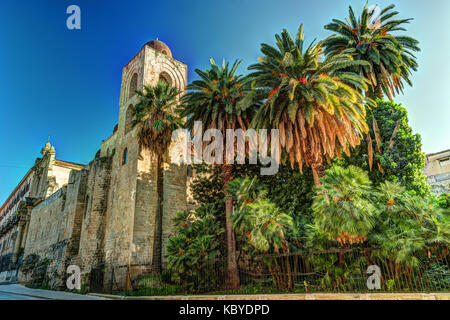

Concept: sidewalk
[[87, 292, 450, 300], [1, 283, 447, 300], [0, 284, 108, 300]]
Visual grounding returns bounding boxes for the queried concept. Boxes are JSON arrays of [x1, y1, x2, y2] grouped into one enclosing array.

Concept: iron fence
[[88, 247, 449, 296]]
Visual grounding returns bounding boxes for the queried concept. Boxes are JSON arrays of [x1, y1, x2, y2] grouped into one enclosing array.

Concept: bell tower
[[102, 40, 188, 287], [118, 40, 187, 137]]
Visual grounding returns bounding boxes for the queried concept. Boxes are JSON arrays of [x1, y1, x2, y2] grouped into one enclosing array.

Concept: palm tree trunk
[[306, 137, 324, 186], [221, 163, 240, 289], [152, 154, 164, 274], [311, 163, 325, 187]]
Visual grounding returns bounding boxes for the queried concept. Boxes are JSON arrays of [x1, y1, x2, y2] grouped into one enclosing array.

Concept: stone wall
[[19, 187, 70, 287], [75, 157, 112, 287], [102, 124, 139, 290], [19, 161, 89, 288]]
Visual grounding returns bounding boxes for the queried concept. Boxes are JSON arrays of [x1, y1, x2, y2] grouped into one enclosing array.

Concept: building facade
[[0, 169, 33, 279], [0, 142, 84, 281], [424, 149, 450, 195], [0, 40, 188, 290]]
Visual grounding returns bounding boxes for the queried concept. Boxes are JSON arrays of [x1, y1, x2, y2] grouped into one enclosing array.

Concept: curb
[[86, 292, 450, 300]]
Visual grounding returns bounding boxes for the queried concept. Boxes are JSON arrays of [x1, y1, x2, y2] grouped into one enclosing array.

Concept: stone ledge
[[87, 292, 450, 300]]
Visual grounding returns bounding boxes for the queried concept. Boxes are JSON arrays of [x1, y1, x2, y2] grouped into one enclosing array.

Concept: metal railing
[[88, 247, 449, 295]]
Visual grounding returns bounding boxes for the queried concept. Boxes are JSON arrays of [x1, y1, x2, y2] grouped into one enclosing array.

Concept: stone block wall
[[19, 163, 90, 288], [76, 157, 112, 287], [19, 187, 70, 287], [102, 127, 139, 291], [161, 161, 187, 264], [132, 147, 156, 266]]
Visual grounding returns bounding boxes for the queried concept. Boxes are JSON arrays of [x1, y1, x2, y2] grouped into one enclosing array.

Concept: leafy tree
[[233, 163, 315, 244], [304, 165, 377, 290], [323, 4, 420, 99], [336, 99, 429, 196], [191, 160, 315, 244], [180, 58, 255, 289], [306, 164, 448, 291], [189, 163, 225, 207], [166, 205, 224, 293], [309, 165, 377, 251], [132, 81, 183, 274], [248, 24, 373, 186], [369, 181, 449, 287], [228, 177, 295, 290], [436, 193, 450, 209]]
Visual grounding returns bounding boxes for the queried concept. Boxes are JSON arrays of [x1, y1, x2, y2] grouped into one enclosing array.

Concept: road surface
[[0, 284, 106, 300], [0, 290, 43, 300]]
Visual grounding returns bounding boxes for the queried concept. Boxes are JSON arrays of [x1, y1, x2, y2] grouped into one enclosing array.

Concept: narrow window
[[122, 148, 128, 165], [84, 195, 90, 219], [129, 73, 138, 99]]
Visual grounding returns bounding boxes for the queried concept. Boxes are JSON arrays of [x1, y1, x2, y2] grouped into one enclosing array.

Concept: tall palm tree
[[180, 58, 254, 289], [132, 81, 183, 274], [323, 4, 420, 99], [248, 24, 373, 186]]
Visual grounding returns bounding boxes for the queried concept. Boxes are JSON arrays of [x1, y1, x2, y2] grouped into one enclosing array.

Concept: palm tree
[[180, 58, 254, 289], [229, 177, 294, 290], [310, 165, 377, 247], [308, 164, 377, 277], [372, 181, 449, 285], [132, 81, 183, 274], [248, 24, 372, 186], [323, 4, 420, 99]]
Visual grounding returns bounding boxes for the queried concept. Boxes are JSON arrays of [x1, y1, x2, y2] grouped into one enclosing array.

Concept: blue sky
[[0, 0, 449, 203]]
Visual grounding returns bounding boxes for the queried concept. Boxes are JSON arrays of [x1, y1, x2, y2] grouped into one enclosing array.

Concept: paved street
[[0, 290, 43, 300], [0, 284, 107, 300]]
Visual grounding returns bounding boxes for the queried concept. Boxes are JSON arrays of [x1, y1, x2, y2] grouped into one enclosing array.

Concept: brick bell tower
[[101, 40, 188, 289]]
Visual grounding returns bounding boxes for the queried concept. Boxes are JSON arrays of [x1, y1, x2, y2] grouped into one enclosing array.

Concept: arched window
[[159, 72, 172, 86], [129, 73, 138, 99], [122, 148, 128, 165], [125, 104, 133, 134]]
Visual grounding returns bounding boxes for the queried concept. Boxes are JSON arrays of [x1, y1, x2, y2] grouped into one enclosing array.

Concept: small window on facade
[[84, 195, 89, 219], [129, 73, 138, 99], [122, 148, 128, 165]]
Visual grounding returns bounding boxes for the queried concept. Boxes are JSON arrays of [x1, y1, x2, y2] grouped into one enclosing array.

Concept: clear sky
[[0, 0, 449, 204]]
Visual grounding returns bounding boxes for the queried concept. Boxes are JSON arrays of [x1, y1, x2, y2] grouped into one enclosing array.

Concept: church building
[[0, 40, 188, 290]]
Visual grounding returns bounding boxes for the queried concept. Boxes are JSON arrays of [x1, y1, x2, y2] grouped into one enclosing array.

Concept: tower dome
[[143, 39, 172, 58]]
